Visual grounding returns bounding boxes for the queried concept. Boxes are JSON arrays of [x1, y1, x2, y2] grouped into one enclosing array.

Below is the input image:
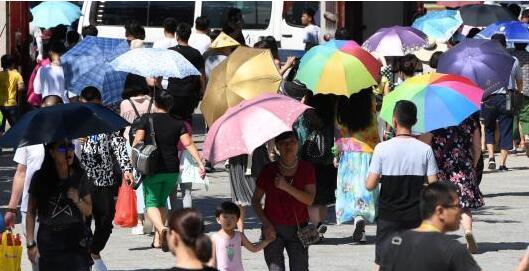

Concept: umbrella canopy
[[437, 1, 482, 8], [202, 93, 310, 165], [437, 38, 515, 93], [210, 32, 240, 49], [362, 26, 428, 56], [0, 103, 129, 148], [200, 47, 282, 126], [31, 1, 82, 29], [295, 40, 381, 96], [61, 36, 129, 105], [460, 4, 515, 27], [380, 73, 483, 133], [110, 48, 200, 78], [476, 20, 529, 43], [412, 10, 463, 42]]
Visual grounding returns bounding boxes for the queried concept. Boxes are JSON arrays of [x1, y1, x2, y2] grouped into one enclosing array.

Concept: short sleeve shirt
[[136, 113, 187, 173], [0, 70, 24, 106], [28, 168, 90, 227], [369, 137, 438, 221], [13, 145, 45, 212], [380, 230, 481, 271], [256, 161, 316, 226]]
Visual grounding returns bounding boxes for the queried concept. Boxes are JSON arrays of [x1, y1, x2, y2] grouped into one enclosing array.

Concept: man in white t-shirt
[[189, 16, 211, 55], [152, 17, 178, 49], [301, 8, 321, 51], [4, 97, 63, 271]]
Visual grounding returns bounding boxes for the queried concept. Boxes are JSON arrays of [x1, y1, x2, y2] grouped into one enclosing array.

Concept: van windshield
[[201, 1, 272, 30], [92, 1, 195, 26]]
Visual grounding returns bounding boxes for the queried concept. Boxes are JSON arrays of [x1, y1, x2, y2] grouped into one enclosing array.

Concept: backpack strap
[[128, 98, 141, 118]]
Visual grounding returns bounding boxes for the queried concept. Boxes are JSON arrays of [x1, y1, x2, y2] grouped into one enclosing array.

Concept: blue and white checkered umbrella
[[61, 36, 129, 105], [110, 48, 201, 78]]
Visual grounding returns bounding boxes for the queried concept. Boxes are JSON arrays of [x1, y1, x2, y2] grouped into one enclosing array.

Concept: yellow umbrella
[[209, 32, 240, 49], [200, 46, 282, 126]]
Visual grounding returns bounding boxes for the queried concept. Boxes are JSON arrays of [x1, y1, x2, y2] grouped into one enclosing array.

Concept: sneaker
[[498, 165, 509, 171], [352, 217, 366, 243], [359, 232, 367, 244], [92, 259, 108, 271], [465, 232, 478, 254], [488, 158, 496, 170], [317, 223, 327, 235], [131, 224, 144, 235]]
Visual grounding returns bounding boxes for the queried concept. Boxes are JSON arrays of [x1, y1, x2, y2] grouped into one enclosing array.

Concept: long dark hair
[[168, 208, 212, 263], [304, 94, 335, 132], [336, 88, 373, 133], [36, 142, 83, 185]]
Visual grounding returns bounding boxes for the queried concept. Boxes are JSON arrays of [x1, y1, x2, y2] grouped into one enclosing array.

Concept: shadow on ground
[[476, 242, 529, 254]]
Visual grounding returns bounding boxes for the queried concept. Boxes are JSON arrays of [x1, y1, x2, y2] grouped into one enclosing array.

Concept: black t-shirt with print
[[380, 230, 481, 271], [29, 168, 89, 227], [137, 113, 187, 173]]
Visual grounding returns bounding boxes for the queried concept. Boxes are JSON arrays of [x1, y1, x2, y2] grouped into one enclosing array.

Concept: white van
[[77, 1, 338, 50]]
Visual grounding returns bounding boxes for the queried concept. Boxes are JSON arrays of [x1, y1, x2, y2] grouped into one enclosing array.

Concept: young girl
[[209, 201, 274, 271]]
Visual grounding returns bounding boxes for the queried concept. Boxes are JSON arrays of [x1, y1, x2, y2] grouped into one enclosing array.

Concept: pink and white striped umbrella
[[202, 93, 311, 165]]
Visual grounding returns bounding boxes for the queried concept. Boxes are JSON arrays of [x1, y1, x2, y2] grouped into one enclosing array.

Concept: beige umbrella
[[200, 46, 282, 126]]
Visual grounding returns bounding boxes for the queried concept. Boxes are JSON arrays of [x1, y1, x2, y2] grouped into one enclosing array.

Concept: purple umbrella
[[437, 39, 515, 94], [362, 26, 428, 56]]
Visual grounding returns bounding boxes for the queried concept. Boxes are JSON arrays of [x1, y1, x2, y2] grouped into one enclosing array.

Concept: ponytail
[[194, 234, 212, 262], [168, 208, 212, 263]]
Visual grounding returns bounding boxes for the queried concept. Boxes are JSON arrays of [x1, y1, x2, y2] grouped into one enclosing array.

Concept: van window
[[202, 1, 272, 30], [283, 1, 320, 27], [93, 1, 194, 26]]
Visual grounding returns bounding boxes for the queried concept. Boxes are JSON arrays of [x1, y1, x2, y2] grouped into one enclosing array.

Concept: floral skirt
[[335, 151, 378, 224]]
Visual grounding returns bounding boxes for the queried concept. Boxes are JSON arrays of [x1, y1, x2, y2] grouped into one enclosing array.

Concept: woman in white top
[[33, 42, 69, 103]]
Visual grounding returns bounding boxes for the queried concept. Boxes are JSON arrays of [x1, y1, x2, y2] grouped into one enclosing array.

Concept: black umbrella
[[0, 103, 129, 148], [460, 4, 516, 27]]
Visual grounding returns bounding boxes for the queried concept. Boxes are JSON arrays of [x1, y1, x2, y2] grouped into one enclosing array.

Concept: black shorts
[[375, 218, 421, 265]]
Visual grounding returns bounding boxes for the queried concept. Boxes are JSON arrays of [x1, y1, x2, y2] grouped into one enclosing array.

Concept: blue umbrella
[[437, 39, 515, 93], [31, 1, 81, 29], [61, 36, 129, 105], [412, 10, 463, 42], [476, 21, 529, 43], [0, 103, 129, 148], [110, 48, 201, 78]]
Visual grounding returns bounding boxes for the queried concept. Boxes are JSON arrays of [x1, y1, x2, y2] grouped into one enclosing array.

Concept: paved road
[[1, 148, 528, 271]]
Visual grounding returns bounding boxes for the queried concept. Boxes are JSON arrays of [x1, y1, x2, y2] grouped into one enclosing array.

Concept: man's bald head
[[41, 95, 64, 107]]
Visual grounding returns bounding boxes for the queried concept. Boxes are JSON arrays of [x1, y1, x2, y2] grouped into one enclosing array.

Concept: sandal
[[151, 235, 161, 249], [465, 232, 478, 254], [161, 228, 169, 252]]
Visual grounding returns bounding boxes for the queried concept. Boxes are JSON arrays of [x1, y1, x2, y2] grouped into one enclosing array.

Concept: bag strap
[[128, 99, 141, 118], [148, 115, 157, 148]]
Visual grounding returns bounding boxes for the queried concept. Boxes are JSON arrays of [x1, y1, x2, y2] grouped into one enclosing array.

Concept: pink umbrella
[[437, 1, 482, 8], [202, 93, 311, 165]]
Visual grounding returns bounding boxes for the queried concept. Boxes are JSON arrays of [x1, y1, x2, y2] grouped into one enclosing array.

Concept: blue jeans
[[482, 94, 514, 150], [0, 106, 18, 133]]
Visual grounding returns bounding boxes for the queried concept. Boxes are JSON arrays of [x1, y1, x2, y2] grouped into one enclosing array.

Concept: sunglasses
[[56, 143, 75, 153]]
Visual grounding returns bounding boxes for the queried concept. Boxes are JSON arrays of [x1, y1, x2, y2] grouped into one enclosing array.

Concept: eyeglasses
[[56, 143, 75, 153]]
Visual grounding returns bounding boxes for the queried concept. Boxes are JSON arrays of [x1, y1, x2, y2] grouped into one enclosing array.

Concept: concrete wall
[[0, 1, 6, 57]]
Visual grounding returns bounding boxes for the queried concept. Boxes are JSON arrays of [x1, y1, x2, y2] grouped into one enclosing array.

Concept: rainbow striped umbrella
[[380, 73, 483, 133], [295, 40, 381, 96]]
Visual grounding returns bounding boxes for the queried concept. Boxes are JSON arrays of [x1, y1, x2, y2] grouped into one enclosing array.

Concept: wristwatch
[[5, 208, 17, 214], [27, 240, 36, 249]]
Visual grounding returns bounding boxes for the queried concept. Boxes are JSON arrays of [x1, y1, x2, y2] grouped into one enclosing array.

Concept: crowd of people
[[1, 5, 529, 271]]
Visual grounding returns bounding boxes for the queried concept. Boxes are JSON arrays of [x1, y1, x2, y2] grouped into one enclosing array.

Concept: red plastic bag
[[114, 181, 138, 228]]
